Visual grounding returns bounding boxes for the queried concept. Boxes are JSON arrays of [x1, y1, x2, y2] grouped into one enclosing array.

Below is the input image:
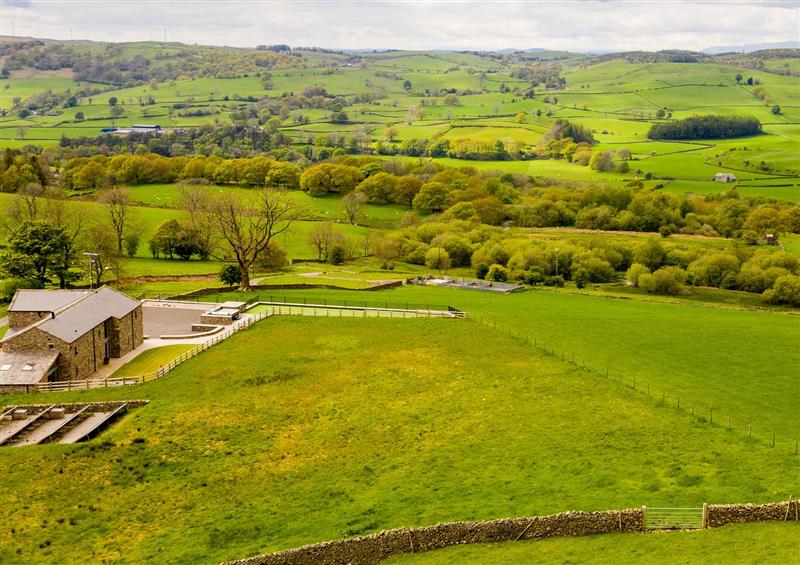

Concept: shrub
[[425, 247, 451, 272], [430, 233, 473, 267], [475, 263, 489, 280], [543, 275, 565, 287], [687, 253, 739, 288], [1, 278, 26, 302], [633, 239, 666, 271], [219, 264, 241, 286], [572, 255, 615, 283], [763, 274, 800, 306], [638, 266, 687, 295], [486, 264, 509, 282], [626, 263, 650, 287], [327, 243, 348, 265], [255, 241, 289, 271], [123, 233, 140, 258]]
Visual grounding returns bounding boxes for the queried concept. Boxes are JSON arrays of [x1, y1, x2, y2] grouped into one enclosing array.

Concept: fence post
[[702, 503, 708, 528]]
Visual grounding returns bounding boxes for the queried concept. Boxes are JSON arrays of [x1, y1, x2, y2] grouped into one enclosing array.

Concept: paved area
[[90, 300, 257, 381], [143, 301, 208, 337]]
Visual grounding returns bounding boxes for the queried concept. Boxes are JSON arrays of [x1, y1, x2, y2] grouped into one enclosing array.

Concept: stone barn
[[714, 172, 737, 183], [0, 287, 143, 392]]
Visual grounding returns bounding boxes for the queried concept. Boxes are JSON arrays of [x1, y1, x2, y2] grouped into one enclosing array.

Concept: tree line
[[648, 115, 762, 140]]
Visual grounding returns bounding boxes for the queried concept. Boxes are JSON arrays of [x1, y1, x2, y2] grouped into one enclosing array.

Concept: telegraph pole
[[83, 252, 99, 289]]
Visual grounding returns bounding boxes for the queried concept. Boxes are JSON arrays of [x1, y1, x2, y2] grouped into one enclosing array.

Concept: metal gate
[[643, 506, 705, 530]]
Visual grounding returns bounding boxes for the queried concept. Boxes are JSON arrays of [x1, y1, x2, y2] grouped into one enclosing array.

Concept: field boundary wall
[[227, 501, 798, 565]]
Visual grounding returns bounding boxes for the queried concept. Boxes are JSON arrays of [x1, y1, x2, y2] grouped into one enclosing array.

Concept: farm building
[[0, 287, 143, 393], [765, 233, 777, 245], [713, 172, 737, 183]]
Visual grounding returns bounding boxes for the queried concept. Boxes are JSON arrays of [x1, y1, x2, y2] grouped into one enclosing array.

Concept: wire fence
[[137, 292, 462, 314], [472, 316, 800, 456]]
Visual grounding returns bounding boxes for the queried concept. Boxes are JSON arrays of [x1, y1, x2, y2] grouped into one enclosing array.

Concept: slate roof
[[2, 287, 141, 345], [8, 289, 91, 313], [0, 350, 59, 385]]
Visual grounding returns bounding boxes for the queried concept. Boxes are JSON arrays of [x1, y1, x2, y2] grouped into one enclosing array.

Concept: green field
[[0, 311, 797, 563], [111, 344, 195, 377], [206, 286, 800, 441]]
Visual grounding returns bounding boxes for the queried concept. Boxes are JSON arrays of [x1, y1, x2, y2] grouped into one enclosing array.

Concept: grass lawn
[[252, 274, 389, 289], [781, 233, 800, 257], [386, 522, 799, 564], [111, 345, 195, 377], [0, 317, 797, 564]]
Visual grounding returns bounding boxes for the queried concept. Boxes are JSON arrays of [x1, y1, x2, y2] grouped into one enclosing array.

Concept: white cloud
[[1, 0, 798, 51]]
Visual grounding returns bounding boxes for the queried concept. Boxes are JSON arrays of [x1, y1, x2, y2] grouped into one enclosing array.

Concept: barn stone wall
[[3, 326, 104, 381], [7, 311, 49, 330], [110, 307, 143, 358]]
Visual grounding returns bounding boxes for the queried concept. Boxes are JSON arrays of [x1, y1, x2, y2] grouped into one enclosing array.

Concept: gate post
[[702, 503, 708, 528], [641, 506, 646, 532]]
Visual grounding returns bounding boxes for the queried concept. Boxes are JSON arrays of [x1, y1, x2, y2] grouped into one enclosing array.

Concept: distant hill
[[704, 41, 800, 54]]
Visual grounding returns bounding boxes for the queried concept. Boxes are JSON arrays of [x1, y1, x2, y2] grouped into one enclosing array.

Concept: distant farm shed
[[714, 172, 737, 183]]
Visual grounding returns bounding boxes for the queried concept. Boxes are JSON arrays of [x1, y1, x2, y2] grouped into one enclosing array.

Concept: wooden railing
[[35, 310, 273, 393]]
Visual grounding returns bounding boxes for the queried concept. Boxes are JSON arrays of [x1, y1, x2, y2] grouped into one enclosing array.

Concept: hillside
[[0, 306, 797, 563], [2, 39, 799, 202]]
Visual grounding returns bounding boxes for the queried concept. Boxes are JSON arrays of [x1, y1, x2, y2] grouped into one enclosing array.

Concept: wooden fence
[[34, 310, 273, 393]]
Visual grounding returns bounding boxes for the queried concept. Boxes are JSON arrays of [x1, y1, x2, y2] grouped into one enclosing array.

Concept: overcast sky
[[2, 0, 798, 52]]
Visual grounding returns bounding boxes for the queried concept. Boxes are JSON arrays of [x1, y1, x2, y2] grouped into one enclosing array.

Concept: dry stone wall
[[230, 501, 799, 565], [706, 500, 799, 528], [229, 508, 644, 565]]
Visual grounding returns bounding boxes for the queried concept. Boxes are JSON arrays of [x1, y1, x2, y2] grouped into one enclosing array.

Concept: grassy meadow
[[206, 286, 800, 442], [0, 314, 797, 563]]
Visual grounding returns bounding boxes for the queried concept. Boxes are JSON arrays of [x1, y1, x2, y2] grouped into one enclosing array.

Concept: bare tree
[[2, 183, 46, 230], [98, 187, 132, 254], [372, 236, 400, 264], [179, 186, 218, 259], [211, 188, 297, 290], [308, 222, 334, 261], [341, 191, 367, 225], [82, 223, 124, 285]]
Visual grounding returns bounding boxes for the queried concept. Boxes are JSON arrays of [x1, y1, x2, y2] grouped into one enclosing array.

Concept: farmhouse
[[0, 287, 143, 392], [714, 172, 737, 183]]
